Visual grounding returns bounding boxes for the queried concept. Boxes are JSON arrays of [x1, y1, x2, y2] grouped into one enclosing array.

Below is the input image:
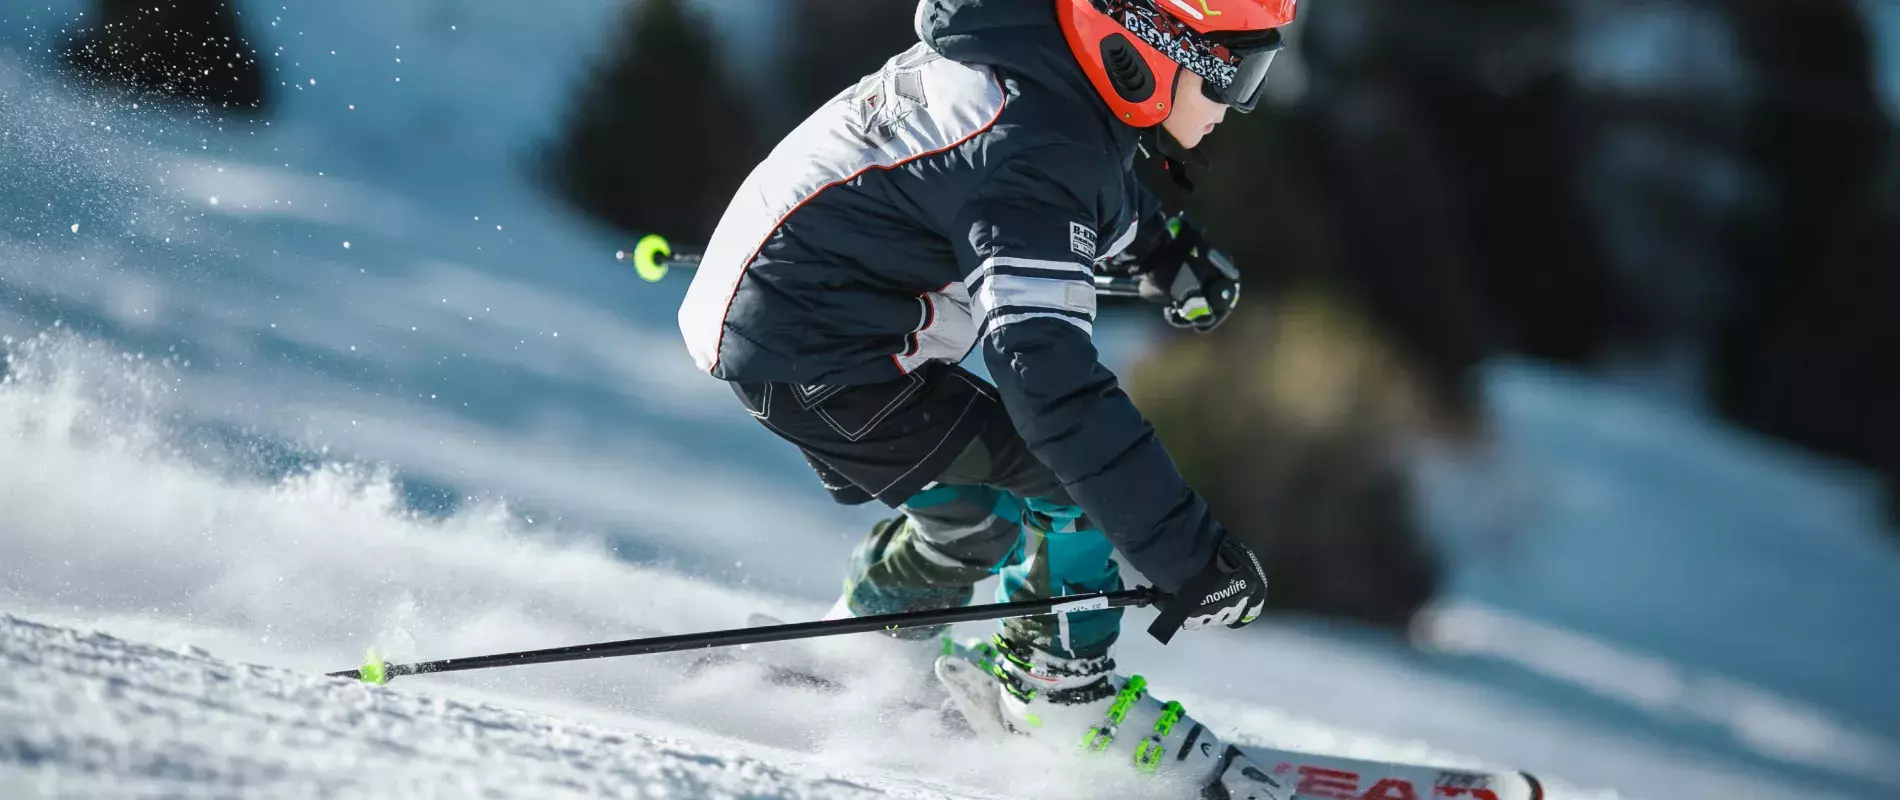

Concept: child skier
[[680, 0, 1292, 760]]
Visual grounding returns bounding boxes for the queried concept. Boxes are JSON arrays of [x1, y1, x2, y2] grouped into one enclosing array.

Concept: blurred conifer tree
[[778, 0, 918, 122], [62, 0, 267, 113], [545, 0, 762, 243]]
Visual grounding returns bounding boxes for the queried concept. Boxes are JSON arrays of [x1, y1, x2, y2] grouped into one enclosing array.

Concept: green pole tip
[[359, 650, 389, 685], [631, 234, 672, 282]]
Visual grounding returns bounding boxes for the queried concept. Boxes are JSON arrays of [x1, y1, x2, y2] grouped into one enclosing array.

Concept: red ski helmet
[[1057, 0, 1297, 128]]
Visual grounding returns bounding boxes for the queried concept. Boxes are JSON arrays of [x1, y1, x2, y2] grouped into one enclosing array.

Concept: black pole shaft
[[645, 251, 1144, 299], [330, 587, 1158, 682]]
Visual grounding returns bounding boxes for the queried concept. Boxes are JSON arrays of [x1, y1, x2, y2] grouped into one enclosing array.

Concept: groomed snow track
[[0, 614, 991, 800]]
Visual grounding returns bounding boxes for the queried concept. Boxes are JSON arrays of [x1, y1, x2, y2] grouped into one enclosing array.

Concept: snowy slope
[[1, 2, 1897, 798], [0, 614, 1002, 800], [0, 334, 1606, 800], [3, 306, 1889, 798]]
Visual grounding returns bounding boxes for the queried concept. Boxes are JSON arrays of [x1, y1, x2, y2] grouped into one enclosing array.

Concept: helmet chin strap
[[1138, 68, 1209, 193], [1141, 124, 1208, 193]]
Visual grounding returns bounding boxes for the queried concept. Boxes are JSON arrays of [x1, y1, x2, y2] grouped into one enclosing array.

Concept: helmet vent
[[1099, 34, 1154, 103]]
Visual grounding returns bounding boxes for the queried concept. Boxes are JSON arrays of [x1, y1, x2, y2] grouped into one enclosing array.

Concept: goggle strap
[[1095, 0, 1241, 91]]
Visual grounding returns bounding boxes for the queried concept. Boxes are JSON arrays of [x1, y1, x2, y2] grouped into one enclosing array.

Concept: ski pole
[[617, 233, 1148, 299], [331, 586, 1161, 685]]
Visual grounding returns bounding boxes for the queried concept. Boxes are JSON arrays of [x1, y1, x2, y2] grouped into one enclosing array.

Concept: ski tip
[[359, 650, 390, 685], [627, 234, 672, 282], [1521, 771, 1545, 800]]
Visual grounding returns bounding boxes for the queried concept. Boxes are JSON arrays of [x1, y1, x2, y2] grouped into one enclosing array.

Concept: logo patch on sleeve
[[1069, 221, 1098, 260]]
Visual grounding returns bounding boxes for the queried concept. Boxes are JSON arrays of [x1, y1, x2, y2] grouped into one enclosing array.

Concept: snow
[[1, 1, 1897, 798], [0, 615, 995, 800], [0, 332, 1592, 800]]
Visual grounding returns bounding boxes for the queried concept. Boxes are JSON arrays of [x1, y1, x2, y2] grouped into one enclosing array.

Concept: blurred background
[[2, 0, 1899, 798]]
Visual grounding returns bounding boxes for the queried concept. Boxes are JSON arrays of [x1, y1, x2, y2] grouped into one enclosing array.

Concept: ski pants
[[730, 363, 1124, 659]]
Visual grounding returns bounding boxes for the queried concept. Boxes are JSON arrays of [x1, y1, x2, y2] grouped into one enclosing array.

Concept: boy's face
[[1161, 71, 1230, 150]]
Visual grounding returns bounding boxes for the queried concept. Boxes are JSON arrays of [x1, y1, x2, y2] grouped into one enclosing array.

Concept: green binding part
[[359, 650, 389, 685], [1081, 675, 1149, 753], [1107, 675, 1146, 724], [1153, 700, 1185, 736], [1134, 738, 1165, 772], [631, 234, 672, 282], [1132, 701, 1186, 773]]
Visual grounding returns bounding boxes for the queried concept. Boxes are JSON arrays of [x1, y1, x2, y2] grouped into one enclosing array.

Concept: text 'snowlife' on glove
[[1137, 214, 1242, 333], [1147, 538, 1269, 645]]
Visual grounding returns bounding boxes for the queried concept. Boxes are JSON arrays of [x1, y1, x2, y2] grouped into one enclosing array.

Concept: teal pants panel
[[841, 484, 1123, 658]]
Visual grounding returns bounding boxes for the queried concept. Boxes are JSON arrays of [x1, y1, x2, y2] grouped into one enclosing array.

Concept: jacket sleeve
[[952, 145, 1222, 593]]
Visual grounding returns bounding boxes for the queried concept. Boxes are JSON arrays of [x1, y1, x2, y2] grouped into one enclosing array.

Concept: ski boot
[[936, 635, 1290, 799]]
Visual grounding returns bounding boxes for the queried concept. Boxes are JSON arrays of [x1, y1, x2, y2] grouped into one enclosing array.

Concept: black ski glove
[[1136, 214, 1241, 333], [1147, 538, 1269, 644]]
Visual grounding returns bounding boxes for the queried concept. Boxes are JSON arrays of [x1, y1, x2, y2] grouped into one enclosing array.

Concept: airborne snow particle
[[308, 78, 316, 86], [208, 196, 220, 206], [343, 241, 351, 249], [70, 224, 79, 233]]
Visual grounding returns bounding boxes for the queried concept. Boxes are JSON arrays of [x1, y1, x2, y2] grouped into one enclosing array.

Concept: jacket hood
[[914, 0, 1138, 157]]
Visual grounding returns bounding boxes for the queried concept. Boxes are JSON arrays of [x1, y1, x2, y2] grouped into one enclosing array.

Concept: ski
[[681, 612, 844, 691], [683, 648, 848, 693], [930, 637, 1543, 800], [679, 612, 947, 717], [699, 616, 1543, 800], [1189, 742, 1543, 800]]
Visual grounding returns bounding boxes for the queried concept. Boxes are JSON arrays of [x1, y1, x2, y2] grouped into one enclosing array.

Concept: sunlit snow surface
[[0, 615, 1009, 800], [2, 1, 1898, 798], [0, 333, 1582, 800]]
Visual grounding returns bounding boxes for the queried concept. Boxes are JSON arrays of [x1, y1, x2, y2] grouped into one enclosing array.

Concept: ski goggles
[[1097, 0, 1285, 113]]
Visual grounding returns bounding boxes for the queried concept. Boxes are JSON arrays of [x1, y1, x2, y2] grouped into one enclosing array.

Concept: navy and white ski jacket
[[678, 0, 1222, 592]]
